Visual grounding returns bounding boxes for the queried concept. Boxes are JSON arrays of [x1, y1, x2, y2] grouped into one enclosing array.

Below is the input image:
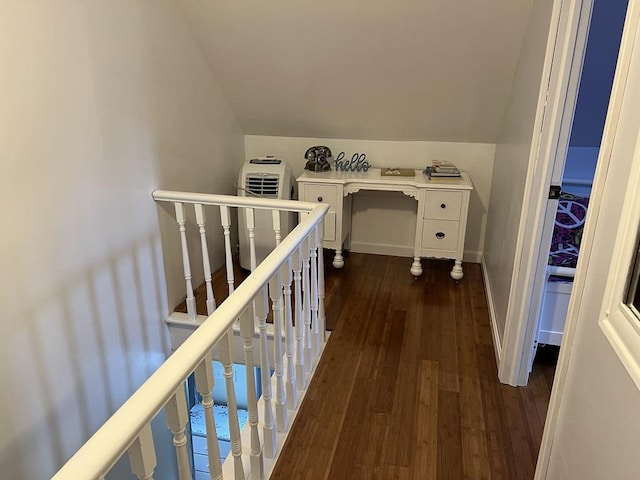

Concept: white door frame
[[498, 0, 594, 386], [535, 0, 639, 476]]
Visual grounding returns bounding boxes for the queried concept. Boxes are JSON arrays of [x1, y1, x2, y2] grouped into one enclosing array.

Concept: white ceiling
[[179, 0, 535, 143]]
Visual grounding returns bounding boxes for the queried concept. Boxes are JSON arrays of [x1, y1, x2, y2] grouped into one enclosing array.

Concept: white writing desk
[[297, 169, 473, 279]]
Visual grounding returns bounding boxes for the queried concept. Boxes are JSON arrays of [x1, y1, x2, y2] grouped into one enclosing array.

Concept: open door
[[498, 0, 595, 386], [536, 1, 640, 475], [498, 0, 627, 385], [526, 0, 628, 376]]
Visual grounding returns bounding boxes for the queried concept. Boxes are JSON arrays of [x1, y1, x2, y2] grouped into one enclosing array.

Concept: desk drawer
[[300, 184, 338, 242], [424, 191, 462, 220], [422, 220, 459, 252], [303, 184, 338, 208]]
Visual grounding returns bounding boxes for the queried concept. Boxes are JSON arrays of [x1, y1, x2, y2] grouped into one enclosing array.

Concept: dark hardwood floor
[[269, 253, 556, 480], [174, 257, 249, 316], [174, 252, 556, 479]]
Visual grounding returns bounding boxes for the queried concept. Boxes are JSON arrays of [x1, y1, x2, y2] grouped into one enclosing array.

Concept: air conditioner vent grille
[[245, 174, 280, 198]]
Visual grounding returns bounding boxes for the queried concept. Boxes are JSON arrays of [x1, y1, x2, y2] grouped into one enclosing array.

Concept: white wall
[[569, 0, 628, 147], [245, 135, 495, 262], [180, 0, 534, 143], [561, 146, 598, 196], [483, 0, 555, 341], [563, 146, 599, 182], [0, 1, 244, 478]]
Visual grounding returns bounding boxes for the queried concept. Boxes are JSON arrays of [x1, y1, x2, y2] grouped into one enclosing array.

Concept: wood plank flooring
[[174, 256, 249, 316], [270, 253, 557, 480]]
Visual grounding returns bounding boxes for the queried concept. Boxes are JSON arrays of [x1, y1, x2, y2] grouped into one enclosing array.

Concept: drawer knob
[[435, 232, 446, 239], [317, 196, 323, 202], [441, 203, 446, 209]]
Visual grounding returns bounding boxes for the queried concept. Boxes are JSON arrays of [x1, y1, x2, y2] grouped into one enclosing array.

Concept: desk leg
[[451, 260, 464, 280], [332, 250, 345, 269], [410, 257, 423, 277]]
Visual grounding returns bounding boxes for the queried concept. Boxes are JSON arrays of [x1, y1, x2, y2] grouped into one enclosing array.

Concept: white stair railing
[[164, 385, 192, 480], [283, 257, 298, 409], [51, 190, 329, 480], [302, 237, 313, 375], [293, 246, 306, 390]]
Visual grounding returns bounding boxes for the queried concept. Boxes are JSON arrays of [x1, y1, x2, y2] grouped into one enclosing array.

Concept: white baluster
[[302, 236, 313, 374], [247, 205, 275, 456], [292, 246, 306, 389], [217, 332, 246, 480], [220, 206, 235, 296], [222, 204, 249, 476], [269, 271, 288, 433], [246, 208, 257, 271], [239, 306, 264, 478], [241, 209, 267, 476], [316, 223, 327, 347], [269, 210, 289, 432], [272, 209, 282, 246], [255, 287, 276, 458], [128, 423, 156, 480], [282, 257, 298, 409], [309, 230, 320, 362], [194, 354, 223, 480], [175, 202, 196, 321], [165, 386, 192, 480], [195, 204, 216, 316]]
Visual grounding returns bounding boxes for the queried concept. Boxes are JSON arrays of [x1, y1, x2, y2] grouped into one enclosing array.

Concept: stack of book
[[423, 160, 461, 179]]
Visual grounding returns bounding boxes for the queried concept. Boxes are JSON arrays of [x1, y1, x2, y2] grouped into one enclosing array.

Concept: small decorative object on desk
[[381, 168, 415, 177], [424, 160, 461, 178], [335, 152, 371, 172], [304, 145, 333, 172]]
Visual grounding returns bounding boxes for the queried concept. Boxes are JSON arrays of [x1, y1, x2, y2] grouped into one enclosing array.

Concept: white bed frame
[[537, 177, 592, 346]]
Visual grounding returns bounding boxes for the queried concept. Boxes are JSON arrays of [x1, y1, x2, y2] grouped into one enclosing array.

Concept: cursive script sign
[[335, 152, 371, 172]]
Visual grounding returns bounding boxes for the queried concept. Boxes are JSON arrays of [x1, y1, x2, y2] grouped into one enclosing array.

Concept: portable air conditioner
[[238, 157, 296, 270]]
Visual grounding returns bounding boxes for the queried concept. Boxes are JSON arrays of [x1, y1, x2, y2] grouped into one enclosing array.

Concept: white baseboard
[[349, 241, 413, 257], [481, 254, 502, 366], [464, 250, 483, 264], [349, 241, 483, 264]]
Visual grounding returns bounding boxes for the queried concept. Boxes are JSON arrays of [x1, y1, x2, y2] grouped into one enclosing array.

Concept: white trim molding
[[349, 241, 414, 257], [350, 241, 483, 265], [499, 0, 593, 386], [599, 130, 640, 392], [481, 254, 502, 365]]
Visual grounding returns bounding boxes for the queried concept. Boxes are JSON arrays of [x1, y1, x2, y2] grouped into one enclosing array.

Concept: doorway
[[531, 0, 628, 373], [498, 0, 632, 387]]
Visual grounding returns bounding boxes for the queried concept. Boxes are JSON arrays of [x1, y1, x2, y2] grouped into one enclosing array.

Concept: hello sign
[[335, 152, 372, 172]]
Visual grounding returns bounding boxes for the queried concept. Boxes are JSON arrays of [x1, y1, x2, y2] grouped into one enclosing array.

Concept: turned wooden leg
[[410, 257, 423, 277], [451, 260, 464, 280], [333, 249, 345, 268]]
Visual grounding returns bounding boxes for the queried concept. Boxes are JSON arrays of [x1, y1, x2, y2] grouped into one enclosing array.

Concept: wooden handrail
[[152, 189, 319, 212]]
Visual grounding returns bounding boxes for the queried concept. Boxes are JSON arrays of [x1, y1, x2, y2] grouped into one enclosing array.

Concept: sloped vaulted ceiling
[[179, 0, 535, 143]]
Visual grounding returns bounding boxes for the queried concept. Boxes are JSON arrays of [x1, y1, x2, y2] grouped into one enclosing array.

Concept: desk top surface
[[297, 168, 473, 190]]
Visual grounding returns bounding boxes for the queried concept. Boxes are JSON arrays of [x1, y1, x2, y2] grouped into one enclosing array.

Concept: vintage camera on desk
[[304, 145, 332, 172]]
